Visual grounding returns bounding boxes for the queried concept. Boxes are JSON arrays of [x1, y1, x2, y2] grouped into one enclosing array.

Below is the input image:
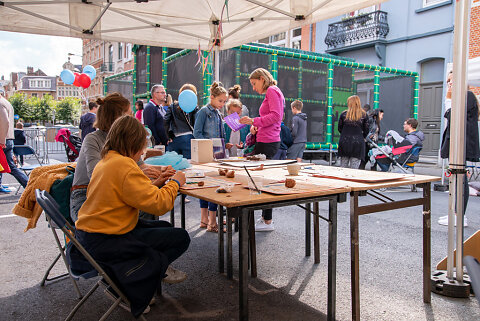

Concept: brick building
[[470, 0, 480, 95]]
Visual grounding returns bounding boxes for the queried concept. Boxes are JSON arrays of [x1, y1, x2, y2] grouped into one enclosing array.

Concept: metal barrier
[[23, 126, 80, 163]]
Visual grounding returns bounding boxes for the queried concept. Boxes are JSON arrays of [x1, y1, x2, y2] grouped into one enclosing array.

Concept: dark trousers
[[254, 141, 280, 220], [131, 219, 191, 265], [0, 139, 28, 187]]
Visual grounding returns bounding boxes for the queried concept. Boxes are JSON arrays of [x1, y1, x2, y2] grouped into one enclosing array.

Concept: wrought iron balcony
[[324, 11, 389, 49], [100, 62, 114, 72]]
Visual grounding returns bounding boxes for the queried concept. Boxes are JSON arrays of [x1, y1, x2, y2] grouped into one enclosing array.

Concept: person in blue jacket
[[273, 113, 293, 160]]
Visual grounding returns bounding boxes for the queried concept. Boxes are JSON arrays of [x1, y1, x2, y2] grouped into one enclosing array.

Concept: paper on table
[[224, 112, 246, 132]]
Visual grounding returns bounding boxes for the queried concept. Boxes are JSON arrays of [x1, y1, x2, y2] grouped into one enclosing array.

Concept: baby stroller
[[55, 128, 82, 162], [368, 134, 420, 175]]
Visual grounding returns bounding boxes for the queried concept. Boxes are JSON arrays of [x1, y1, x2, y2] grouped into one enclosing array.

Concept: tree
[[56, 97, 81, 124], [8, 93, 33, 121], [31, 95, 55, 123]]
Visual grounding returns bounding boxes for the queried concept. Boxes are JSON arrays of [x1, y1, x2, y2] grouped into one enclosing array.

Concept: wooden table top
[[181, 166, 349, 208], [186, 163, 441, 198]]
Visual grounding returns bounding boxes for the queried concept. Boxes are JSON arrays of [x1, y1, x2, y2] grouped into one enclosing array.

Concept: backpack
[[49, 166, 75, 225]]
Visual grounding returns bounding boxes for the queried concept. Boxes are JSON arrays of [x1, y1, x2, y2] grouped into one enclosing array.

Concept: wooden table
[[179, 163, 440, 321], [180, 165, 349, 321]]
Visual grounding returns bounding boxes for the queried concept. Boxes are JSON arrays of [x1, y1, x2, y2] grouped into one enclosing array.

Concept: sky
[[0, 31, 83, 80]]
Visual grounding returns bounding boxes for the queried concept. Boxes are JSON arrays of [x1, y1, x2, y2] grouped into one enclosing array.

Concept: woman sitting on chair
[[74, 115, 190, 317]]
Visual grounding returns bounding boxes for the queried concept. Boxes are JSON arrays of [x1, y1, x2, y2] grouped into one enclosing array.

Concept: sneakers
[[438, 215, 468, 227], [163, 265, 187, 284], [104, 288, 151, 314], [0, 185, 11, 193], [255, 218, 275, 232]]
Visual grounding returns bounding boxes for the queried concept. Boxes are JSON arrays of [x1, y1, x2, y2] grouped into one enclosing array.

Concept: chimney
[[27, 66, 33, 75]]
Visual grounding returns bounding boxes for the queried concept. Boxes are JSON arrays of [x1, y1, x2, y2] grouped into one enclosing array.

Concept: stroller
[[368, 132, 421, 175], [55, 128, 82, 162]]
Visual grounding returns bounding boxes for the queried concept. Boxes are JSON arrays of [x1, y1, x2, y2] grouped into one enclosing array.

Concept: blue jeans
[[167, 134, 194, 159], [0, 139, 28, 188], [273, 149, 287, 160], [199, 199, 218, 212]]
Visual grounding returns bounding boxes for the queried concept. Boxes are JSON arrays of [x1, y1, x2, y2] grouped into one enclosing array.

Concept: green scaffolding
[[116, 43, 418, 149]]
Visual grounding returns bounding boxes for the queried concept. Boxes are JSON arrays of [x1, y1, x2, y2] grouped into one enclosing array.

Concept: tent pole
[[215, 46, 220, 82], [448, 0, 470, 283]]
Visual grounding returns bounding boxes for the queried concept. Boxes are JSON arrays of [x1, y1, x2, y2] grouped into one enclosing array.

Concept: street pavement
[[1, 154, 479, 320]]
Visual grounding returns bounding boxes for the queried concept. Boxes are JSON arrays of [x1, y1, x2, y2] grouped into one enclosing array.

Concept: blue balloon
[[14, 114, 19, 120], [60, 69, 75, 85], [178, 90, 197, 113], [83, 65, 96, 80]]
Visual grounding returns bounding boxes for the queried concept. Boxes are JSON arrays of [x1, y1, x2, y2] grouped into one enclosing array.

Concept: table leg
[[170, 207, 175, 227], [305, 203, 311, 257], [350, 191, 360, 321], [219, 206, 225, 274], [227, 208, 234, 280], [239, 209, 249, 321], [181, 194, 186, 229], [327, 197, 337, 321], [248, 210, 257, 278], [423, 183, 431, 303], [314, 202, 320, 264]]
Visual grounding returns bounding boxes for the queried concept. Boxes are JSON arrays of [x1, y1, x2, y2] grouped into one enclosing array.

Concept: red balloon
[[73, 73, 81, 87], [78, 73, 91, 89]]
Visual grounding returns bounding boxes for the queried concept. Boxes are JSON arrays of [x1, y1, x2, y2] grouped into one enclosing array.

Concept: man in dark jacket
[[79, 101, 98, 141], [143, 84, 168, 146], [287, 100, 307, 162], [438, 72, 480, 227]]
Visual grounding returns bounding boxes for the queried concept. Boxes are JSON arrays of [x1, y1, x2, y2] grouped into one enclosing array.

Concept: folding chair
[[35, 189, 146, 321], [391, 146, 422, 192], [13, 145, 43, 195]]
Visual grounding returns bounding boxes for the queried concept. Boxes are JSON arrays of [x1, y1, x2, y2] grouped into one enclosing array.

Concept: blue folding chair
[[35, 189, 146, 321], [13, 145, 43, 194]]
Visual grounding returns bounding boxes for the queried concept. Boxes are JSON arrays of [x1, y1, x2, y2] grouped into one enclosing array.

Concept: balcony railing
[[100, 62, 114, 72], [324, 11, 389, 49]]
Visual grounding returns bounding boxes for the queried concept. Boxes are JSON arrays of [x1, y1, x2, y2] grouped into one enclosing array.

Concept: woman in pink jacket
[[240, 68, 285, 232]]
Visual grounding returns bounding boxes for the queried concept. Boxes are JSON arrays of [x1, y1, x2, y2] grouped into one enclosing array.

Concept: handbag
[[0, 148, 10, 173], [50, 166, 75, 224]]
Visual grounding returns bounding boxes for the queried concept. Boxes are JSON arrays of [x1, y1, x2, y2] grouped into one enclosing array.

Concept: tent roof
[[0, 0, 387, 50]]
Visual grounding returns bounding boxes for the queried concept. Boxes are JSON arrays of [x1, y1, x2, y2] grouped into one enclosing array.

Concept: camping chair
[[35, 189, 145, 321], [13, 145, 43, 195]]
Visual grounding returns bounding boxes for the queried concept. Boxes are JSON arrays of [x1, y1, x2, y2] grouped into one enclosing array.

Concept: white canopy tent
[[0, 0, 386, 50]]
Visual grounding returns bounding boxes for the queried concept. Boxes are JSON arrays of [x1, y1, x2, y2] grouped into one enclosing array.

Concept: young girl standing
[[193, 82, 228, 232]]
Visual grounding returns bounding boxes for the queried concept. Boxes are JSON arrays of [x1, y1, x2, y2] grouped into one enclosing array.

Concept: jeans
[[199, 199, 218, 212], [167, 134, 194, 159], [131, 220, 191, 264], [0, 139, 28, 188], [273, 149, 287, 160]]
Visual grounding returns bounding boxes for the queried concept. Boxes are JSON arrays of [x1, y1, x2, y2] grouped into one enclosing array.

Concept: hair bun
[[96, 97, 105, 105], [234, 84, 241, 92]]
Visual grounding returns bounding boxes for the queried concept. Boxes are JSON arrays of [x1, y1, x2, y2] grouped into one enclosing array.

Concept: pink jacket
[[253, 86, 284, 143]]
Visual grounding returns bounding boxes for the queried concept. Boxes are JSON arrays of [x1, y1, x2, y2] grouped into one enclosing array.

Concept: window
[[118, 43, 123, 60], [293, 28, 302, 37], [31, 93, 37, 97], [109, 45, 113, 63], [423, 0, 445, 7], [271, 32, 286, 42]]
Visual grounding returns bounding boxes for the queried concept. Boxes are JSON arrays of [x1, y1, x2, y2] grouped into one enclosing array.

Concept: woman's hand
[[225, 143, 233, 149], [141, 165, 163, 179], [250, 126, 258, 135], [171, 171, 186, 186], [152, 168, 177, 187], [240, 116, 254, 125], [236, 142, 244, 149]]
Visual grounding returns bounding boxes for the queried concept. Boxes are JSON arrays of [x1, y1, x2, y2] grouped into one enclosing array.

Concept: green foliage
[[56, 97, 81, 123], [8, 93, 33, 121], [31, 95, 56, 123]]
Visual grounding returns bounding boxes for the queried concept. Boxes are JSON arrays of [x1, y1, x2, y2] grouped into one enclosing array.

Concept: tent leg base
[[431, 270, 472, 297]]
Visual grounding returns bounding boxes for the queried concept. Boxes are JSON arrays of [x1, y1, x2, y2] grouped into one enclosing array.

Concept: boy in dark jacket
[[287, 100, 307, 162], [273, 113, 293, 160]]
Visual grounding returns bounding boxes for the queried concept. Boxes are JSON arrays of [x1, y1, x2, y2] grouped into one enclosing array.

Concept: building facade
[[313, 0, 461, 157], [82, 39, 133, 103], [16, 75, 57, 99]]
